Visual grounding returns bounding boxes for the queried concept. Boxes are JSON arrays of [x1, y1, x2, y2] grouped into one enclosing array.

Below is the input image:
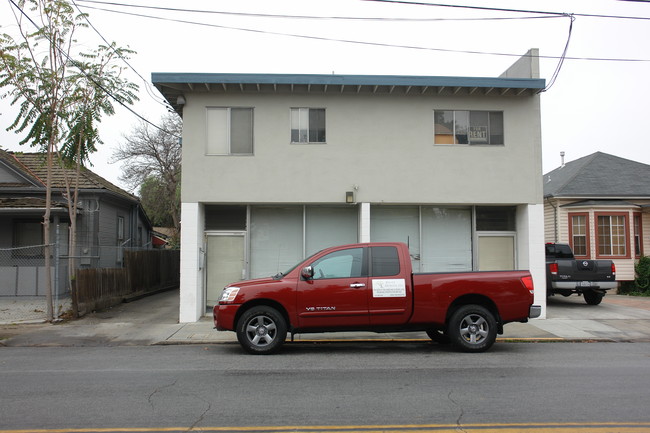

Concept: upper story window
[[291, 108, 326, 143], [434, 110, 504, 145], [206, 107, 253, 155]]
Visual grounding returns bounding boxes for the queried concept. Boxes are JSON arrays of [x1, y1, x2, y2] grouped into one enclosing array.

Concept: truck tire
[[448, 305, 497, 353], [236, 306, 287, 355], [583, 290, 603, 305]]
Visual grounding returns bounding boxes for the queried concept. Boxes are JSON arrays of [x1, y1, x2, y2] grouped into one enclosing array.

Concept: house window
[[206, 107, 254, 155], [117, 216, 125, 242], [476, 206, 516, 231], [569, 213, 589, 257], [291, 108, 326, 143], [13, 220, 43, 257], [434, 110, 503, 145], [634, 214, 642, 257], [597, 214, 628, 257]]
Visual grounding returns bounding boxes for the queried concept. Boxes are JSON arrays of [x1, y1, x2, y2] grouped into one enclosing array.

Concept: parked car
[[545, 243, 616, 305], [214, 242, 540, 354]]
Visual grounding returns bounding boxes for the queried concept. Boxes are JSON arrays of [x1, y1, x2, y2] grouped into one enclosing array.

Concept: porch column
[[359, 203, 370, 243], [517, 203, 547, 318], [179, 202, 205, 322]]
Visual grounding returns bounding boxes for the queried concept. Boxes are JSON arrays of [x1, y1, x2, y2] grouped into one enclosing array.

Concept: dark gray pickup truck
[[545, 243, 617, 305]]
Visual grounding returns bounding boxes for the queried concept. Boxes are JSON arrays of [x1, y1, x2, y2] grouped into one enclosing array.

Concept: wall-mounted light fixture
[[177, 95, 186, 106], [345, 191, 355, 204]]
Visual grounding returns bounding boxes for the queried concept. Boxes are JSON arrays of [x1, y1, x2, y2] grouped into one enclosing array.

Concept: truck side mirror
[[301, 266, 314, 280]]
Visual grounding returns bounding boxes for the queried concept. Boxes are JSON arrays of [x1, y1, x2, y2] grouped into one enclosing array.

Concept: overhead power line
[[363, 0, 650, 21], [5, 0, 178, 138], [73, 0, 561, 22], [75, 3, 650, 63], [69, 0, 172, 111]]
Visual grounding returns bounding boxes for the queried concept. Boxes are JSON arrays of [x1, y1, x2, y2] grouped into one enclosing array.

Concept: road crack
[[186, 396, 212, 432], [148, 379, 178, 410], [447, 391, 467, 433]]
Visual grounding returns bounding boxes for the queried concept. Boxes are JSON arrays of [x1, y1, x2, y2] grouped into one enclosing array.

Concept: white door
[[206, 234, 245, 306]]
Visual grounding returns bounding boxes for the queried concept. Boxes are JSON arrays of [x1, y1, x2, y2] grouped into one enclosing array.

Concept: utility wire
[[6, 0, 179, 138], [74, 0, 561, 22], [364, 0, 650, 21], [541, 14, 575, 92], [76, 3, 650, 63], [69, 0, 171, 110]]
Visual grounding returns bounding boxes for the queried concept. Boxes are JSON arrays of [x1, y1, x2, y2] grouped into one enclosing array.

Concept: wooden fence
[[75, 249, 180, 313]]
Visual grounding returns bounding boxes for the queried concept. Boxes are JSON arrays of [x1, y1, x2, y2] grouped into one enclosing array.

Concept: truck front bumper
[[213, 304, 240, 331], [529, 305, 542, 319]]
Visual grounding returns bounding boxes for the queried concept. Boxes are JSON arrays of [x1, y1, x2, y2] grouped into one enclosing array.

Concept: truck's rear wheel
[[583, 289, 604, 305], [236, 306, 287, 355], [448, 305, 497, 353]]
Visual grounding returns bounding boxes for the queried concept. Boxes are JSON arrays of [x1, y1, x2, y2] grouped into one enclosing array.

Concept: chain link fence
[[0, 243, 155, 298]]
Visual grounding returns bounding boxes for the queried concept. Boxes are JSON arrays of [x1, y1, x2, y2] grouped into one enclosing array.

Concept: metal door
[[206, 234, 245, 307]]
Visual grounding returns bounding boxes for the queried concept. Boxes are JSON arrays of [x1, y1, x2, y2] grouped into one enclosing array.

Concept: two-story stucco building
[[153, 49, 547, 322]]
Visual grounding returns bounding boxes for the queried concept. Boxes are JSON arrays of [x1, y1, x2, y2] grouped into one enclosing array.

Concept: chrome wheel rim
[[245, 315, 277, 347], [458, 313, 489, 345]]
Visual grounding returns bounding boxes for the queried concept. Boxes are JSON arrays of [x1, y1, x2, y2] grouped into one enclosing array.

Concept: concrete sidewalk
[[2, 289, 650, 347]]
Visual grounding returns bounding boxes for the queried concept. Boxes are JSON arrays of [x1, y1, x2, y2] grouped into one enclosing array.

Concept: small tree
[[112, 114, 182, 244], [1, 0, 138, 319], [1, 0, 83, 321]]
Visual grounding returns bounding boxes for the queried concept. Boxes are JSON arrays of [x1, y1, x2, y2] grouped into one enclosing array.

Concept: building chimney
[[560, 151, 565, 167]]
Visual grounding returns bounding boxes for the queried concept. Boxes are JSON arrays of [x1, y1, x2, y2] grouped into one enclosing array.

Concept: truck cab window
[[371, 246, 400, 276], [311, 248, 364, 279]]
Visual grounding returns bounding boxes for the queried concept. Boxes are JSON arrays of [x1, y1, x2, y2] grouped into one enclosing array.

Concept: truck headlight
[[219, 287, 240, 303]]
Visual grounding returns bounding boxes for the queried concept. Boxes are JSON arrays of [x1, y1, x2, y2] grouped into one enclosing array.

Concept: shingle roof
[[0, 149, 136, 201], [544, 152, 650, 198], [0, 197, 68, 210]]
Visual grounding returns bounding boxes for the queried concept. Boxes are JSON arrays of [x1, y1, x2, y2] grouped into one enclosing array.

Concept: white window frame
[[290, 108, 326, 144], [434, 110, 504, 146], [206, 107, 254, 155]]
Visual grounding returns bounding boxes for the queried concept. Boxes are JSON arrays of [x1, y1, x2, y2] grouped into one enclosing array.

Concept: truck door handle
[[350, 283, 365, 288]]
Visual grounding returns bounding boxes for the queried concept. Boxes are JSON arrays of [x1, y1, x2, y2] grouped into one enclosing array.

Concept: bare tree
[[112, 114, 181, 242]]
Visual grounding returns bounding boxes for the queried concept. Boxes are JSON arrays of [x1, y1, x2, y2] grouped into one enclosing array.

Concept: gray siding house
[[544, 152, 650, 281], [154, 49, 548, 322], [0, 149, 153, 297]]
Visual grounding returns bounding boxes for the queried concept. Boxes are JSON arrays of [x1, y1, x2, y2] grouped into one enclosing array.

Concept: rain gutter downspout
[[545, 196, 558, 242]]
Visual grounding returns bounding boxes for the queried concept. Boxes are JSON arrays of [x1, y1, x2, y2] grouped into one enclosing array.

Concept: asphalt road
[[1, 342, 650, 432]]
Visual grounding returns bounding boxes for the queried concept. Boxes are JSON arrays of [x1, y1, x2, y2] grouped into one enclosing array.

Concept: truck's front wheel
[[448, 305, 497, 353], [236, 306, 287, 355]]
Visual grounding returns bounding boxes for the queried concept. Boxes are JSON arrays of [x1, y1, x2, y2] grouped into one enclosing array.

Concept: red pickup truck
[[214, 242, 540, 354]]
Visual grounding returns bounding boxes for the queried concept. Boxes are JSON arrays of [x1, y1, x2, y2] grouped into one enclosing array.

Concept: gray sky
[[1, 0, 649, 190]]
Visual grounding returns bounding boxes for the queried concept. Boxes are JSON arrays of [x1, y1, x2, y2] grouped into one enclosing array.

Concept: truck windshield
[[272, 249, 325, 280]]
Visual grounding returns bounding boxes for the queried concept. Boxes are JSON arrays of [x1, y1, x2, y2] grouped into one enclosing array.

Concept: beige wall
[[181, 91, 543, 206]]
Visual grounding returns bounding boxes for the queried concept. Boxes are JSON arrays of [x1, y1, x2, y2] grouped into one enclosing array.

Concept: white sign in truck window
[[372, 279, 406, 298]]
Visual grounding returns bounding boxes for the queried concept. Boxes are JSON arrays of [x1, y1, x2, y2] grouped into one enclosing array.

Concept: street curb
[[153, 337, 618, 346]]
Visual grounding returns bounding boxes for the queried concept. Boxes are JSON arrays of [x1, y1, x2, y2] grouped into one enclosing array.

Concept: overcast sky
[[1, 0, 649, 191]]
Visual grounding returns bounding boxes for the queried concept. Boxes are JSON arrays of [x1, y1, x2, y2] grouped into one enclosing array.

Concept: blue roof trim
[[152, 72, 545, 89]]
